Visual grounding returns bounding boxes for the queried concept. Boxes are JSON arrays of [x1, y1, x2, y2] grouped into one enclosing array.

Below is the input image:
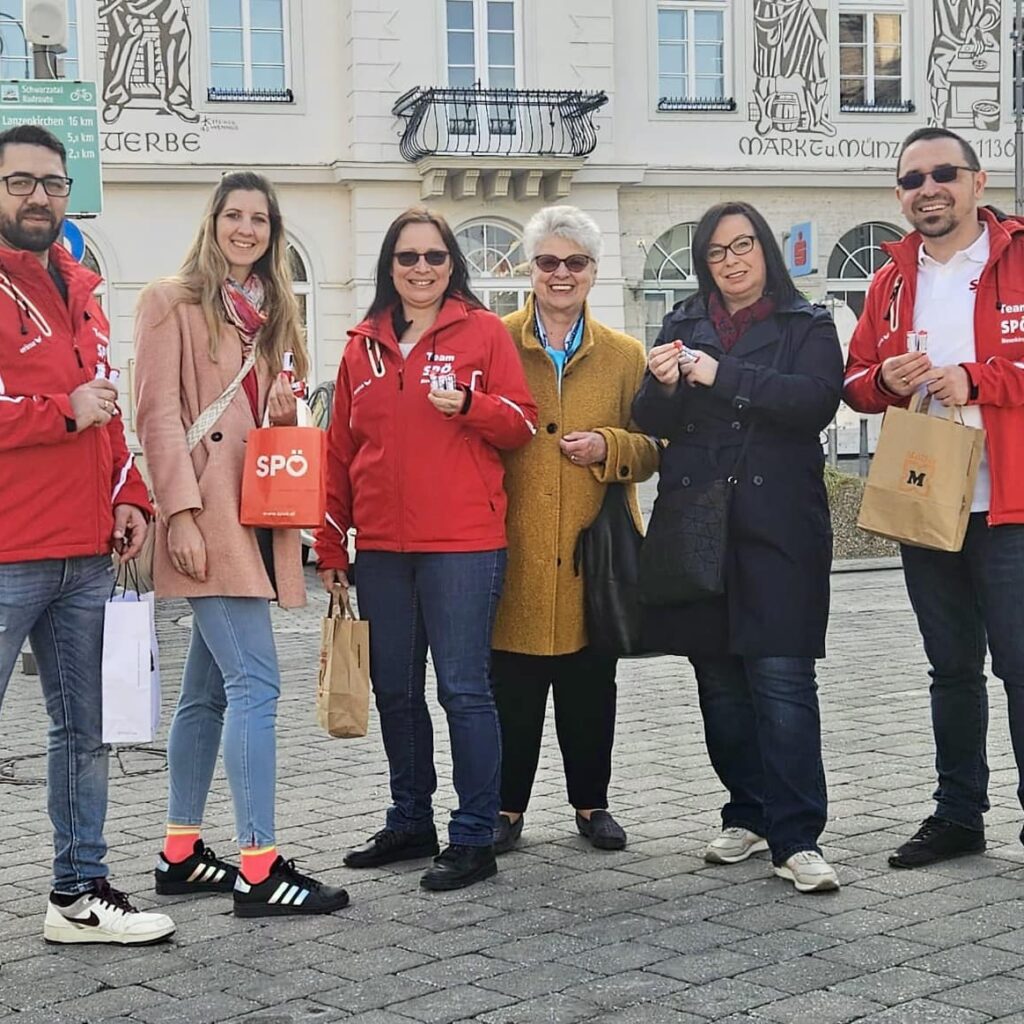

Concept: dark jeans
[[690, 654, 828, 865], [491, 647, 617, 814], [900, 514, 1024, 833], [355, 549, 506, 847]]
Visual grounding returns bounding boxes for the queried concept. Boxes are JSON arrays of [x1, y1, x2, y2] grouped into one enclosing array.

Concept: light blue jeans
[[167, 596, 280, 847], [0, 556, 115, 894]]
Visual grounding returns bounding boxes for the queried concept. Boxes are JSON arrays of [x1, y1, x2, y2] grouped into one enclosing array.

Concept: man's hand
[[648, 342, 681, 389], [70, 379, 118, 431], [267, 373, 298, 426], [112, 504, 147, 562], [318, 568, 350, 592], [879, 352, 933, 397], [926, 364, 971, 407], [167, 509, 207, 582]]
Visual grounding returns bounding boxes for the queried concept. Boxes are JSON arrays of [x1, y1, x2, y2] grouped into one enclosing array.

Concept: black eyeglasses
[[0, 173, 73, 197], [896, 164, 976, 191], [532, 253, 594, 273], [706, 234, 756, 264], [394, 249, 449, 267]]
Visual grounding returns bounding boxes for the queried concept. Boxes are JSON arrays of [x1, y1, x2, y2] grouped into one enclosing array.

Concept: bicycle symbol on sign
[[69, 88, 93, 102]]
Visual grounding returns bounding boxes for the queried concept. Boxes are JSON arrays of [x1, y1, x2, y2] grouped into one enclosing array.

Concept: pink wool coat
[[133, 281, 305, 608]]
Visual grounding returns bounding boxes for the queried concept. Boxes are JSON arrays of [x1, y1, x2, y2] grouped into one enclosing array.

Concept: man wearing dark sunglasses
[[845, 125, 1024, 871]]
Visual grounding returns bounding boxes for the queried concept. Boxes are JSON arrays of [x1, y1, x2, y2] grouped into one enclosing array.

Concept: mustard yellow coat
[[492, 297, 660, 656]]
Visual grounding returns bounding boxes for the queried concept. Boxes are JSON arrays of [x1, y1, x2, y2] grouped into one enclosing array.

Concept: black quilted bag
[[637, 477, 732, 605], [573, 485, 644, 656]]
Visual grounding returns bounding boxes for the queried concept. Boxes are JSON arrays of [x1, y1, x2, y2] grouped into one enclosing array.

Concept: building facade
[[3, 1, 1015, 439]]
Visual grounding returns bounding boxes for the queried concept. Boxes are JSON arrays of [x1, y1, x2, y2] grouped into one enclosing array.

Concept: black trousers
[[491, 647, 617, 814]]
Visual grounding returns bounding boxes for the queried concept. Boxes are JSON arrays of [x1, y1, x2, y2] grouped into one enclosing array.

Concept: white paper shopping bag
[[101, 589, 161, 743]]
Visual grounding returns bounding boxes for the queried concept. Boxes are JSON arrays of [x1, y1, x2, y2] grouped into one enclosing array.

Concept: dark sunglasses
[[532, 253, 593, 273], [394, 249, 449, 267], [896, 164, 975, 191]]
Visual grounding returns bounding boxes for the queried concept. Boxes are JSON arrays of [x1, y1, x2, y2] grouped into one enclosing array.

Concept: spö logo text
[[255, 449, 310, 479]]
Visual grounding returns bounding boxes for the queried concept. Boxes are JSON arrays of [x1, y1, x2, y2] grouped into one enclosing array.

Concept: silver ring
[[571, 455, 578, 463], [900, 376, 909, 385]]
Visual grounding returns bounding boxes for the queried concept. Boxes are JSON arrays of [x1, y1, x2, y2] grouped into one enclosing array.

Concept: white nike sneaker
[[704, 827, 769, 864], [773, 850, 840, 893], [44, 880, 176, 945]]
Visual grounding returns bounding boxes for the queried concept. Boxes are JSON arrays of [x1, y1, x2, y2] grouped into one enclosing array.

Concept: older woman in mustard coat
[[492, 205, 659, 853]]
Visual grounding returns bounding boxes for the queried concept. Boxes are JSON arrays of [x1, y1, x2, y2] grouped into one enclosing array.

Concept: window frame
[[286, 238, 315, 383], [653, 0, 733, 113], [641, 222, 700, 347], [208, 0, 292, 98], [443, 0, 522, 90], [455, 218, 530, 318], [837, 3, 911, 113]]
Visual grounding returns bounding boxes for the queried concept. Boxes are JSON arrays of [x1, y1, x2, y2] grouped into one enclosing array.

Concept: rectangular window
[[446, 0, 517, 89], [657, 2, 727, 103], [0, 0, 79, 79], [209, 0, 290, 96], [839, 11, 904, 108]]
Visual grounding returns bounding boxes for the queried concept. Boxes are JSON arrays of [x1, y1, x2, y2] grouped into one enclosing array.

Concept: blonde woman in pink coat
[[134, 171, 349, 919]]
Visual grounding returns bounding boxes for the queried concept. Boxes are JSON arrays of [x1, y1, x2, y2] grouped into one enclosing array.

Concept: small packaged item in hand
[[677, 345, 700, 364], [430, 372, 457, 391]]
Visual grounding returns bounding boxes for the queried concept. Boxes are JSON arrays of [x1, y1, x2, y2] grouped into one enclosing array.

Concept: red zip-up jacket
[[315, 298, 537, 571], [844, 206, 1024, 525], [0, 244, 150, 563]]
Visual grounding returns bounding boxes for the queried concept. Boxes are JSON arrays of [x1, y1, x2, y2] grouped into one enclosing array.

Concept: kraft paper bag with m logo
[[316, 589, 370, 739], [240, 425, 326, 529], [102, 565, 161, 744], [857, 393, 985, 552]]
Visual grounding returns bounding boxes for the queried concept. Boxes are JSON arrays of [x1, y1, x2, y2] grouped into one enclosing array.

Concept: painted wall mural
[[928, 0, 1001, 131], [752, 0, 835, 137], [98, 0, 197, 125]]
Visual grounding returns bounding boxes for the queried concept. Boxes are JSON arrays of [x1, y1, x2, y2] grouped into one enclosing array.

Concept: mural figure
[[99, 0, 198, 125], [928, 0, 1001, 131], [752, 0, 835, 137]]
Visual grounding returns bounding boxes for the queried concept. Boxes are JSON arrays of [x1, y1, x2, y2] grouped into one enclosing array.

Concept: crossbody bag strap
[[184, 347, 258, 453]]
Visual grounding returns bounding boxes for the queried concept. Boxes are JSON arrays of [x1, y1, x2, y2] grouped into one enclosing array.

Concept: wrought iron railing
[[392, 86, 608, 161], [657, 96, 737, 112]]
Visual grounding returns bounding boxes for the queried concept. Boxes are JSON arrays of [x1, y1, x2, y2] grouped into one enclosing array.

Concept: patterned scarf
[[708, 291, 776, 351], [220, 274, 267, 356]]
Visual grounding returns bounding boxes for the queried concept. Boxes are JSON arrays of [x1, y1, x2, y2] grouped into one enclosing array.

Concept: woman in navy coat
[[632, 201, 843, 894]]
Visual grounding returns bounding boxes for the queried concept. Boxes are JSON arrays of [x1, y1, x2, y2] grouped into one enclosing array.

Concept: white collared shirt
[[913, 224, 990, 512]]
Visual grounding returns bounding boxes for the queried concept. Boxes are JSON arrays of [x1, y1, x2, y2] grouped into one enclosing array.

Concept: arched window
[[287, 242, 315, 380], [826, 221, 904, 318], [642, 222, 698, 346], [455, 219, 529, 318], [81, 242, 108, 309]]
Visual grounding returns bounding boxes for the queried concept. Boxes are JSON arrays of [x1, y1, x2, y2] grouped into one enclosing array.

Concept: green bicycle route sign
[[0, 80, 102, 216]]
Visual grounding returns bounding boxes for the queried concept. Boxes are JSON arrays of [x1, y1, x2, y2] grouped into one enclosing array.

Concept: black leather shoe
[[493, 814, 524, 855], [420, 844, 497, 891], [889, 816, 985, 869], [343, 827, 439, 868], [576, 810, 627, 851]]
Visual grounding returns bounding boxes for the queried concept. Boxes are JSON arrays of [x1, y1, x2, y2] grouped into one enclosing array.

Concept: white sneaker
[[44, 880, 176, 945], [704, 827, 769, 864], [773, 850, 840, 893]]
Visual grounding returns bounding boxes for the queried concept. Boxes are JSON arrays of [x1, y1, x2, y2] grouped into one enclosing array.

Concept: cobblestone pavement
[[4, 563, 1024, 1024]]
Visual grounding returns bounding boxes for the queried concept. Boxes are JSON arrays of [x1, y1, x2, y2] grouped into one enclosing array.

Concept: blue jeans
[[167, 597, 280, 847], [690, 654, 828, 865], [901, 514, 1024, 833], [0, 556, 115, 893], [355, 549, 506, 846]]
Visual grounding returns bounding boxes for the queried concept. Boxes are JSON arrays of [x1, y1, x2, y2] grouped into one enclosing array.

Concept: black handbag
[[573, 484, 644, 656]]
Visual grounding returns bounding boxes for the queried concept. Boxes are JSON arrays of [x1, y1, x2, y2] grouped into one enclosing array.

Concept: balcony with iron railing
[[391, 85, 609, 200]]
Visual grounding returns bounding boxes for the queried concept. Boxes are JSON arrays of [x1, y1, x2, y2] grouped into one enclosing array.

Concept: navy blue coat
[[632, 294, 844, 659]]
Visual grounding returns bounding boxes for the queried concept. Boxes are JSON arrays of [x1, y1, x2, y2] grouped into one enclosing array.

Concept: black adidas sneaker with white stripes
[[232, 856, 349, 918], [154, 840, 238, 895]]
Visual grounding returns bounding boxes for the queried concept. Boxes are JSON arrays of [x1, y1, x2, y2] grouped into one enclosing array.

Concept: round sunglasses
[[896, 164, 976, 191], [532, 253, 594, 273], [394, 249, 449, 267]]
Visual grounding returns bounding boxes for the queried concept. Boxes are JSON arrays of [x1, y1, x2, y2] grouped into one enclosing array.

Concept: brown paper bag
[[316, 589, 370, 738], [857, 393, 985, 552]]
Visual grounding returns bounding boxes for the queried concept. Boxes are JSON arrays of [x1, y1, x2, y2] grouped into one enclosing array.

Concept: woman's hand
[[648, 342, 681, 388], [318, 568, 350, 592], [679, 347, 719, 388], [427, 388, 465, 416], [880, 352, 933, 397], [560, 431, 607, 467], [268, 373, 298, 426], [167, 510, 207, 582]]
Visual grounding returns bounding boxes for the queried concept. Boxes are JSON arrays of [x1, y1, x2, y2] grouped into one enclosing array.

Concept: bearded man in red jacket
[[844, 126, 1024, 870], [0, 124, 174, 946]]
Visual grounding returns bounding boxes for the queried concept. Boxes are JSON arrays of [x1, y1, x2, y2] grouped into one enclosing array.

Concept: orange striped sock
[[240, 845, 278, 883], [163, 825, 201, 864]]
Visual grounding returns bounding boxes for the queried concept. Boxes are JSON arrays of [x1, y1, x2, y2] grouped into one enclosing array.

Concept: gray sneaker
[[704, 827, 769, 864]]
